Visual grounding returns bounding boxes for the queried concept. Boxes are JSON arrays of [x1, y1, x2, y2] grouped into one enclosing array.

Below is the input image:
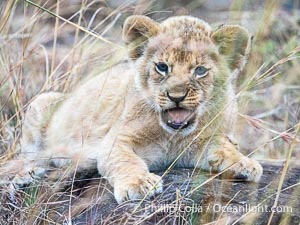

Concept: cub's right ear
[[211, 25, 251, 72], [123, 15, 161, 60]]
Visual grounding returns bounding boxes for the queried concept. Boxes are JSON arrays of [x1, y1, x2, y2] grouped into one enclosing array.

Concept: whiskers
[[157, 94, 173, 109]]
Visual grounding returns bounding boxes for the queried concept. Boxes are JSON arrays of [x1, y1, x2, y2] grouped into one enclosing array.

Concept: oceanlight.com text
[[145, 203, 293, 214]]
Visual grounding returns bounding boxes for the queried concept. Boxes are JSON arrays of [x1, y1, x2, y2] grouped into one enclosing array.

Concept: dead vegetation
[[0, 0, 299, 224]]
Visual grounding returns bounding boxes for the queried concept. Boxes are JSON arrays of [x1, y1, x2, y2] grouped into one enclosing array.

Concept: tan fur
[[8, 15, 262, 204]]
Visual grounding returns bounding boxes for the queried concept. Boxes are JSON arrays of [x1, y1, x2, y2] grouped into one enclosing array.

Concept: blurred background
[[0, 0, 299, 165]]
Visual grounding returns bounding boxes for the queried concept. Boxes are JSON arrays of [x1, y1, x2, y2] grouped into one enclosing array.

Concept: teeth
[[167, 120, 188, 125], [166, 119, 188, 126]]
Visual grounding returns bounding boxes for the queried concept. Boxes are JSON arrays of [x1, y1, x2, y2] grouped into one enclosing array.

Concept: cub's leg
[[2, 92, 65, 187], [21, 92, 65, 159], [97, 135, 163, 204], [202, 137, 263, 181]]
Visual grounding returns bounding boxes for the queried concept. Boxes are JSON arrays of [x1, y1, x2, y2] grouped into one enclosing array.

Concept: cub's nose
[[167, 91, 188, 104]]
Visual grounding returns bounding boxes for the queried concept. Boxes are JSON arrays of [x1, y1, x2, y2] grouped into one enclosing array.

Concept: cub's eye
[[155, 62, 169, 76], [194, 66, 209, 78]]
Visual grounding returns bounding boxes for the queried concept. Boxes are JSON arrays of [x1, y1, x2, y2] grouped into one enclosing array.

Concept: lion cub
[[7, 15, 262, 204]]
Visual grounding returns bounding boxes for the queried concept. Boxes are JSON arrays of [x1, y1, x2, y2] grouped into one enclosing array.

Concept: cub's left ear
[[211, 25, 251, 71], [123, 15, 161, 60]]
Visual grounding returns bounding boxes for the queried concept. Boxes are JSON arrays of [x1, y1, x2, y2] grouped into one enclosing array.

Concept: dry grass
[[0, 0, 299, 224]]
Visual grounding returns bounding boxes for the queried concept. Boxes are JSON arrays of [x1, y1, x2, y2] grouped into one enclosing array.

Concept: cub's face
[[123, 16, 251, 135], [145, 37, 218, 134]]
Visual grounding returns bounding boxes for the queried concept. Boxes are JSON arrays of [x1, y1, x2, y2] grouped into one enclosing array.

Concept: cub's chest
[[134, 135, 199, 171]]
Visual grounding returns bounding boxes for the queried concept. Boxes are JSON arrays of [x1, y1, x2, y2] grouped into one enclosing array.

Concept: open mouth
[[162, 107, 195, 130]]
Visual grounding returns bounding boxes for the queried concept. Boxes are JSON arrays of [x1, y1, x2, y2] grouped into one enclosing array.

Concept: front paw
[[226, 157, 263, 182], [208, 153, 263, 182], [113, 172, 163, 204]]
